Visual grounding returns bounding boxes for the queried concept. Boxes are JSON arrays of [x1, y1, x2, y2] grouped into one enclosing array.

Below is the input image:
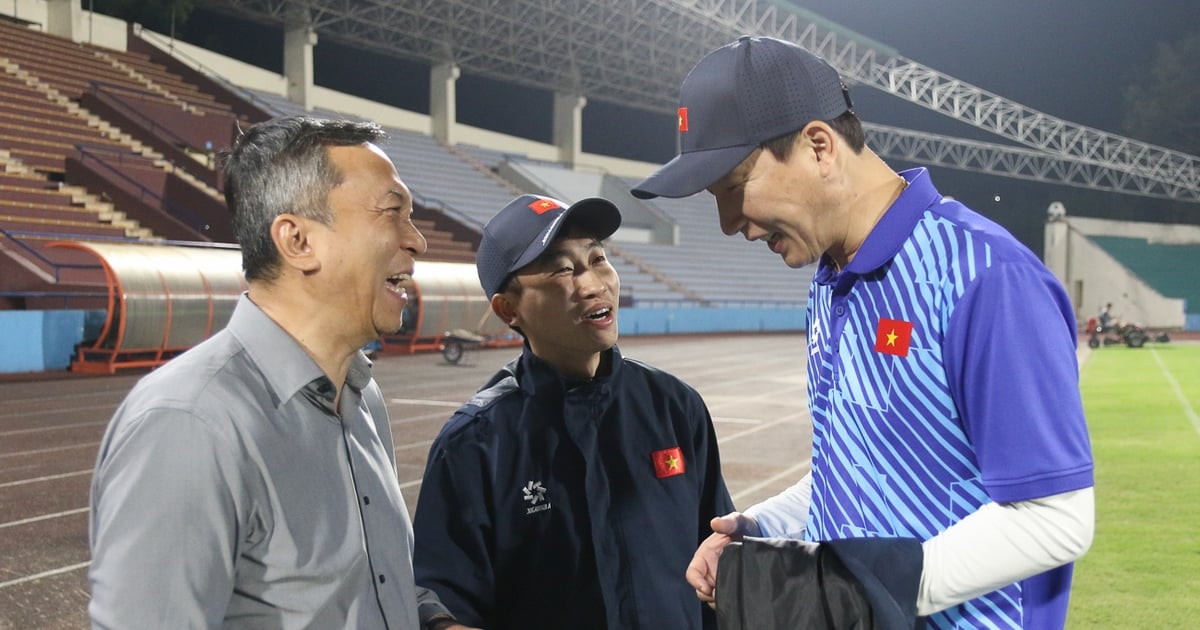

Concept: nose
[[404, 223, 428, 257], [575, 266, 610, 298], [717, 202, 745, 237]]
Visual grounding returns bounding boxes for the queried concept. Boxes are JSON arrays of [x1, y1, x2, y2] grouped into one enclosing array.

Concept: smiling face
[[705, 129, 846, 269], [318, 143, 427, 346], [495, 228, 620, 379]]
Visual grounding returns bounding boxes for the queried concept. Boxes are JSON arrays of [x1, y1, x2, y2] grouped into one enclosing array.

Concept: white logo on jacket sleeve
[[522, 480, 551, 515]]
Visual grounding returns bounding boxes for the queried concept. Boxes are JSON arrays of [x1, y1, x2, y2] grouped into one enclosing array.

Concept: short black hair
[[760, 110, 866, 163]]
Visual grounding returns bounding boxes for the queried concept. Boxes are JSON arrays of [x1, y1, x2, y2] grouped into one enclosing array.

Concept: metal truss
[[193, 0, 1200, 202], [866, 123, 1200, 203]]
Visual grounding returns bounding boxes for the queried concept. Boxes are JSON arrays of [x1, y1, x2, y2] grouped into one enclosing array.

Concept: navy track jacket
[[413, 345, 734, 629]]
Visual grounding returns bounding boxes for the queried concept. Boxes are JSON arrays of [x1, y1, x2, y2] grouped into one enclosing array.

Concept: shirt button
[[835, 305, 846, 316], [378, 574, 386, 584], [362, 495, 370, 505]]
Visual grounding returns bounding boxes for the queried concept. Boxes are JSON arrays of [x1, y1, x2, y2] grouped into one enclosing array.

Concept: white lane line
[[732, 461, 810, 504], [0, 442, 97, 460], [0, 561, 90, 591], [1151, 348, 1200, 435], [395, 439, 434, 452], [717, 412, 808, 444], [0, 420, 107, 437], [0, 469, 91, 489], [0, 507, 89, 530], [388, 398, 463, 408], [711, 416, 765, 425], [0, 402, 118, 420]]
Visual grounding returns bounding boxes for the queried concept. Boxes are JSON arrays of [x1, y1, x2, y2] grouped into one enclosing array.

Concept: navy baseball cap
[[632, 36, 852, 199], [476, 194, 622, 297]]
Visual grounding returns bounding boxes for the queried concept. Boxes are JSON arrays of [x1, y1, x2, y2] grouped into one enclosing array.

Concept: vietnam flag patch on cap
[[528, 198, 560, 214], [874, 318, 914, 357], [652, 446, 685, 479], [678, 107, 689, 132]]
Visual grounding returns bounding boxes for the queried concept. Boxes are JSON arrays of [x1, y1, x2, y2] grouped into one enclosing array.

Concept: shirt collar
[[815, 167, 939, 284], [226, 293, 370, 407]]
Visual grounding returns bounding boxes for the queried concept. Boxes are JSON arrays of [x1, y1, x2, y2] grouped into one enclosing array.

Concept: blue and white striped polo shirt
[[805, 168, 1093, 628]]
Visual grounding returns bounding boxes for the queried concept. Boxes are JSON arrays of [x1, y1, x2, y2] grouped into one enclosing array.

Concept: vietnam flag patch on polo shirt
[[652, 447, 685, 479], [874, 318, 914, 357]]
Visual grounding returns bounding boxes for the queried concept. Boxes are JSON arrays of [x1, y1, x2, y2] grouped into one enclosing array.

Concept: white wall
[[1, 2, 126, 49], [1044, 217, 1188, 329], [134, 25, 288, 96], [128, 25, 662, 180]]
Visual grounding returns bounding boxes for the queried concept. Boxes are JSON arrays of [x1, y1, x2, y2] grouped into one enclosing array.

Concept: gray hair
[[221, 116, 385, 282]]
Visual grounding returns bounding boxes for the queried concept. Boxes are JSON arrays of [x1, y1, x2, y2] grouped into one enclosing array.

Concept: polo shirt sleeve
[[412, 419, 495, 628], [89, 406, 247, 629], [943, 260, 1094, 503]]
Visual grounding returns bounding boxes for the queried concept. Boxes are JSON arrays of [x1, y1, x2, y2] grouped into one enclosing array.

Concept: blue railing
[[0, 226, 110, 282]]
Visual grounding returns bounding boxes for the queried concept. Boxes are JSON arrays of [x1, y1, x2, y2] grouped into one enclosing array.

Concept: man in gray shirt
[[88, 116, 473, 630]]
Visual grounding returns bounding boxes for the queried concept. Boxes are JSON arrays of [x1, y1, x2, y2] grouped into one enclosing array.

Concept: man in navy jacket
[[413, 194, 733, 630]]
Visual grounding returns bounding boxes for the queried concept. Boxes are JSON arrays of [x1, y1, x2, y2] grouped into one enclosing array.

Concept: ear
[[270, 213, 321, 274], [491, 292, 519, 326], [801, 121, 837, 173]]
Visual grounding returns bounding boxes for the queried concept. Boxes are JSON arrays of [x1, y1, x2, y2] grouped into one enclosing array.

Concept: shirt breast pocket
[[834, 328, 931, 413]]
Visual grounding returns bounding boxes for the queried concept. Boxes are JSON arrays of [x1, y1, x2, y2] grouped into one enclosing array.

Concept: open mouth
[[385, 273, 410, 293], [586, 307, 612, 320], [767, 233, 783, 253]]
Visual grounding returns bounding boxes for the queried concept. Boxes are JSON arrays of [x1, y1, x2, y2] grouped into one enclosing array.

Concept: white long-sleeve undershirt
[[743, 474, 1095, 616]]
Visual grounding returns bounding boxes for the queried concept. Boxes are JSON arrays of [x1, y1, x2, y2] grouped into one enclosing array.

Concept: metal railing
[[87, 80, 196, 150], [74, 143, 211, 234], [0, 226, 110, 282]]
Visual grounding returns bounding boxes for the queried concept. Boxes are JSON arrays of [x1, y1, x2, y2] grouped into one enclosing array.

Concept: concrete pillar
[[1043, 203, 1069, 285], [430, 62, 460, 145], [284, 24, 318, 112], [553, 92, 586, 167], [46, 0, 80, 42]]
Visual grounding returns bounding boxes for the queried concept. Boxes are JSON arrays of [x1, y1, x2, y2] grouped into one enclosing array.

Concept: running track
[[0, 333, 812, 629]]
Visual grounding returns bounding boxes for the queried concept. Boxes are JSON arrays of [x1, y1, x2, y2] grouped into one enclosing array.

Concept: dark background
[[97, 0, 1200, 253]]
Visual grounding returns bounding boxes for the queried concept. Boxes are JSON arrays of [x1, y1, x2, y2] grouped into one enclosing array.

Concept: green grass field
[[1067, 343, 1200, 628]]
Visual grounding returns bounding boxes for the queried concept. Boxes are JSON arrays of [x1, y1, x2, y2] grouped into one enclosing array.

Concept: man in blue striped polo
[[633, 36, 1094, 629]]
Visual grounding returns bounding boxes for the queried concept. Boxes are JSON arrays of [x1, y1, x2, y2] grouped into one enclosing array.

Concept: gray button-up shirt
[[89, 294, 449, 629]]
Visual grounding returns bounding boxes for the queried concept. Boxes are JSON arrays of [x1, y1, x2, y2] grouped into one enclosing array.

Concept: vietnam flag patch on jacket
[[652, 447, 685, 478]]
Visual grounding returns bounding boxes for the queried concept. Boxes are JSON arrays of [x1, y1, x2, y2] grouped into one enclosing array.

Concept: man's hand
[[686, 512, 762, 607]]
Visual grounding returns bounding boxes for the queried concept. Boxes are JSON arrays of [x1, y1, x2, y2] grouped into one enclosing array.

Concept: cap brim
[[631, 144, 756, 199], [508, 197, 622, 274]]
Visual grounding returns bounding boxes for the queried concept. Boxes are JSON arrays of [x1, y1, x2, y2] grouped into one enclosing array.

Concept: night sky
[[770, 0, 1200, 248]]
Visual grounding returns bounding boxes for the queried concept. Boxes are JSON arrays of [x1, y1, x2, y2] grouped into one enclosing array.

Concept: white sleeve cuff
[[744, 472, 812, 538], [917, 487, 1095, 615]]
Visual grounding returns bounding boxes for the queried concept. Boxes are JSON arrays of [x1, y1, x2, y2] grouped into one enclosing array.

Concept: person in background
[[89, 115, 474, 630], [413, 194, 734, 629], [1098, 302, 1115, 330], [632, 36, 1095, 628]]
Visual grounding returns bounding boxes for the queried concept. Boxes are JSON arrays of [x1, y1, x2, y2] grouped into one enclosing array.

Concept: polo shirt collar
[[815, 167, 938, 284]]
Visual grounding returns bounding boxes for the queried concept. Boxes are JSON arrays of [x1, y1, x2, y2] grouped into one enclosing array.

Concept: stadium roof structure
[[194, 0, 1200, 203]]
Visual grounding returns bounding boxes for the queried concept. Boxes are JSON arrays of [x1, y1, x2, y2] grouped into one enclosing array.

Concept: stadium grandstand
[[1, 0, 1196, 375]]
